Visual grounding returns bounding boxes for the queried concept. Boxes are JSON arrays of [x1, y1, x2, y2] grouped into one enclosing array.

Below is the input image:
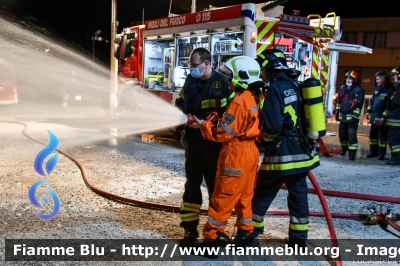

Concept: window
[[342, 32, 357, 44], [363, 32, 386, 48]]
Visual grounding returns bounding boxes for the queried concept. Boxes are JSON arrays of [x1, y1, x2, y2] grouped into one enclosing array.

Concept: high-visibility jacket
[[336, 83, 365, 121], [258, 72, 320, 175], [367, 84, 394, 124]]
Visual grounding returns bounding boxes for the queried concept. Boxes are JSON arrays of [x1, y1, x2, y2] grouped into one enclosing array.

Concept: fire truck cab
[[114, 3, 372, 117]]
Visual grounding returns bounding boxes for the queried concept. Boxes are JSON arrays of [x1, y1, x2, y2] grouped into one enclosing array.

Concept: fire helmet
[[391, 66, 400, 76], [256, 49, 289, 70], [345, 70, 358, 81], [223, 56, 261, 89]]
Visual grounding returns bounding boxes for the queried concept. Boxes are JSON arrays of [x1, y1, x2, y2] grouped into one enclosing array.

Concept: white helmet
[[223, 56, 261, 89]]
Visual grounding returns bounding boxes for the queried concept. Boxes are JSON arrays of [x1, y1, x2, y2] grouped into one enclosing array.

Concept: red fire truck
[[114, 3, 371, 117]]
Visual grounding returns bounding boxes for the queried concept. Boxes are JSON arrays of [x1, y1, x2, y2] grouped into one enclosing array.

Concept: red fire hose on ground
[[306, 171, 341, 265], [281, 184, 400, 204], [3, 120, 400, 266], [319, 138, 342, 157]]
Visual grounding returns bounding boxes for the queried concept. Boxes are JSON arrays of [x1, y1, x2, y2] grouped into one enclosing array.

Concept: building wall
[[337, 17, 400, 93]]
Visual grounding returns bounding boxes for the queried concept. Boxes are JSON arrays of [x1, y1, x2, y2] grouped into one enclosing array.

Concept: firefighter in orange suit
[[189, 56, 262, 257]]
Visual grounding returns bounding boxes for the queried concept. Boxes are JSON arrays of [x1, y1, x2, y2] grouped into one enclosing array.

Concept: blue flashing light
[[240, 9, 255, 21]]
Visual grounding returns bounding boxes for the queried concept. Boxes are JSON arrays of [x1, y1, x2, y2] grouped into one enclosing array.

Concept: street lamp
[[91, 29, 102, 61]]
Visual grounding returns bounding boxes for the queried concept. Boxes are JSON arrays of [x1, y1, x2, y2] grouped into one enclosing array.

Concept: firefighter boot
[[367, 145, 379, 158], [234, 228, 249, 247], [179, 228, 199, 247], [386, 153, 400, 165], [184, 229, 199, 240], [284, 237, 307, 249], [192, 232, 221, 259], [340, 147, 347, 156], [349, 151, 356, 161], [377, 147, 387, 160], [245, 231, 260, 247]]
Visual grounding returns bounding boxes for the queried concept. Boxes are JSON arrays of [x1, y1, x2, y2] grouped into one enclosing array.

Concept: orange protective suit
[[200, 89, 261, 239]]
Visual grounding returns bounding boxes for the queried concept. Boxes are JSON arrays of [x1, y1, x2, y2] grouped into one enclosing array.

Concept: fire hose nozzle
[[186, 114, 195, 126], [366, 214, 378, 224], [186, 111, 218, 126]]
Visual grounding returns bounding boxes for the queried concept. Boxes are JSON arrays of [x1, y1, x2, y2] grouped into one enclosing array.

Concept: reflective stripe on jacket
[[259, 72, 320, 176]]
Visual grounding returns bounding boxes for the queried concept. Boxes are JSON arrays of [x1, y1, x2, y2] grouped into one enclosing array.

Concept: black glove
[[172, 124, 185, 141], [335, 112, 339, 121], [172, 130, 181, 141]]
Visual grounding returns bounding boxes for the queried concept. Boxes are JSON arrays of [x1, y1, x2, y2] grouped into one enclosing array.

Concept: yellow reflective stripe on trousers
[[289, 223, 309, 231], [180, 213, 200, 222], [252, 220, 264, 227], [259, 155, 319, 171], [181, 202, 201, 212], [348, 144, 358, 150]]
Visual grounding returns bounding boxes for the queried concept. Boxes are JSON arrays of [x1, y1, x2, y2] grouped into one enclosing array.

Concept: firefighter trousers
[[249, 172, 309, 246], [368, 124, 388, 157], [180, 137, 221, 230], [339, 121, 359, 157], [388, 127, 400, 163], [203, 141, 259, 240]]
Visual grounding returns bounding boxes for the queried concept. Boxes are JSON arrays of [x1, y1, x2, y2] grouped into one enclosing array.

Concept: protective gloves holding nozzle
[[187, 115, 203, 129]]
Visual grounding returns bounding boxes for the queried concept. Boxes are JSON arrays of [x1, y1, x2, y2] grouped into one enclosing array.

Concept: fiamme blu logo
[[28, 130, 60, 220]]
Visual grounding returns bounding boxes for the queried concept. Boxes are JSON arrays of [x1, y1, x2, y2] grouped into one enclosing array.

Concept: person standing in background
[[386, 67, 400, 165], [335, 71, 365, 160], [365, 71, 394, 160]]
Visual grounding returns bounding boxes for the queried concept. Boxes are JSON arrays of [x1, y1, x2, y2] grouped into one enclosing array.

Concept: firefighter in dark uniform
[[248, 49, 320, 248], [175, 47, 233, 240], [335, 71, 365, 160], [386, 66, 400, 165], [366, 71, 394, 159]]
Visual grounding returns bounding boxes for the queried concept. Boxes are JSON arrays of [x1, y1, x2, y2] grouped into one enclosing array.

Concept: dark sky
[[1, 0, 397, 62]]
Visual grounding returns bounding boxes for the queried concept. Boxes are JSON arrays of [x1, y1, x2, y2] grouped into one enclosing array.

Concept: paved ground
[[1, 117, 399, 266]]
